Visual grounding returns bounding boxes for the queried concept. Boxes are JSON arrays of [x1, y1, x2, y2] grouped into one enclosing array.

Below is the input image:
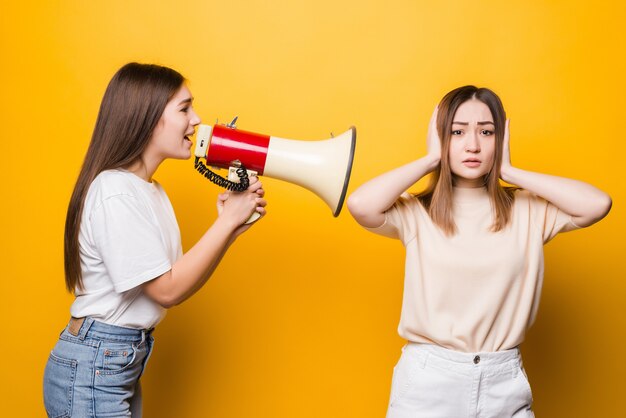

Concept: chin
[[452, 169, 486, 180], [181, 148, 193, 158], [452, 172, 488, 185], [171, 152, 191, 160]]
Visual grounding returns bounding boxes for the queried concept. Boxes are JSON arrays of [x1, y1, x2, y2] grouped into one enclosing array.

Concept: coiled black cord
[[194, 157, 250, 191]]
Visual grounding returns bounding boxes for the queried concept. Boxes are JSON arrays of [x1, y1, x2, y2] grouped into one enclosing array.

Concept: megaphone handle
[[226, 167, 261, 225], [245, 211, 262, 224]]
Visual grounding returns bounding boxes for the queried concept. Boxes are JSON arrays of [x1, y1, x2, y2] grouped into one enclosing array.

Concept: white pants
[[386, 343, 534, 418]]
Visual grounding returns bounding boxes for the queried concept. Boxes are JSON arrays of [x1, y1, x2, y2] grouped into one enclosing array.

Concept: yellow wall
[[1, 1, 624, 416]]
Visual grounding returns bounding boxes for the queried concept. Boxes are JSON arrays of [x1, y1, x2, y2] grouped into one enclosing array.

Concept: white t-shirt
[[366, 187, 579, 352], [70, 170, 182, 329]]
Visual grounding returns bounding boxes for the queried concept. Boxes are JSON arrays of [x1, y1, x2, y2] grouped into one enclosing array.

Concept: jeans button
[[473, 355, 480, 364]]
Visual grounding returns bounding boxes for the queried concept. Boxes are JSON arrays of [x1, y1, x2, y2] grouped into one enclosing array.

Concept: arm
[[142, 178, 267, 308], [347, 108, 441, 228], [500, 120, 612, 228]]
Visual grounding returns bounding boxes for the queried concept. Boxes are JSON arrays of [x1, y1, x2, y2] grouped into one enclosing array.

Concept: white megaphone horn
[[193, 117, 356, 223]]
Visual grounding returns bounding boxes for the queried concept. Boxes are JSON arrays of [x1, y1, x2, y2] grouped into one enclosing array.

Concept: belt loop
[[511, 347, 522, 378], [77, 317, 95, 341], [140, 329, 146, 345]]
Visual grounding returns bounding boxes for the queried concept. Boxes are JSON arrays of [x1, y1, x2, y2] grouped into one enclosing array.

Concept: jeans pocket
[[389, 351, 422, 406], [516, 363, 534, 405], [100, 343, 138, 376], [43, 352, 77, 418]]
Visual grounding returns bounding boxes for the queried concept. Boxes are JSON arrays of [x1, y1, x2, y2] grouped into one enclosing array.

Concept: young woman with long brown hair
[[43, 63, 267, 417], [348, 86, 611, 417]]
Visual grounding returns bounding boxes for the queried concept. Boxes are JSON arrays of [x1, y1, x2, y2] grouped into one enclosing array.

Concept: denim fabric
[[43, 318, 154, 418]]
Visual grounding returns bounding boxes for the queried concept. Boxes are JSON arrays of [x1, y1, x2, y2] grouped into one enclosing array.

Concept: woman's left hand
[[216, 177, 267, 237], [500, 119, 513, 182]]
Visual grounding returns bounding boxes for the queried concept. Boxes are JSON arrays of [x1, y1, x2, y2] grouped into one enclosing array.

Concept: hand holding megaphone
[[193, 117, 356, 224], [216, 176, 266, 227]]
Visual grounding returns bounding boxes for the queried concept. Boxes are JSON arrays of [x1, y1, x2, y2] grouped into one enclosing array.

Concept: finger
[[430, 105, 438, 126], [255, 188, 265, 197], [428, 106, 440, 145], [255, 197, 267, 207], [428, 106, 439, 135], [218, 192, 229, 202], [255, 207, 267, 215], [247, 180, 263, 193]]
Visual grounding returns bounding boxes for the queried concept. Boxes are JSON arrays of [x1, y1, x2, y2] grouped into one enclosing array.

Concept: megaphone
[[193, 117, 356, 223]]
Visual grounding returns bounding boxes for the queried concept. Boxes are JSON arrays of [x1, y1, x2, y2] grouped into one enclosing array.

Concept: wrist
[[499, 164, 516, 184], [424, 153, 441, 172], [213, 215, 240, 236]]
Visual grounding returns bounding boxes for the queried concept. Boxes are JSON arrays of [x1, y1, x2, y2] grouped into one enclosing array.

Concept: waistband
[[405, 343, 520, 366], [66, 317, 153, 344], [402, 343, 523, 377]]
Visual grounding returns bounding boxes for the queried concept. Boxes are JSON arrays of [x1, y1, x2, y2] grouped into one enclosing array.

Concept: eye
[[480, 129, 494, 136], [180, 107, 189, 113], [451, 130, 463, 136]]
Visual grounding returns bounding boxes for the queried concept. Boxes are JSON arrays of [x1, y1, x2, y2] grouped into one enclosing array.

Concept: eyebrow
[[452, 121, 494, 125], [178, 97, 193, 106]]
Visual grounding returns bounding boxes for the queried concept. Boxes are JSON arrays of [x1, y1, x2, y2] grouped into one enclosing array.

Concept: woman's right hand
[[426, 106, 442, 165], [216, 176, 267, 232], [144, 178, 266, 308]]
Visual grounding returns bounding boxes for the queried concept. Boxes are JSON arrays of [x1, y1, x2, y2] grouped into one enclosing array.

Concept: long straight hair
[[418, 86, 515, 235], [64, 63, 185, 292]]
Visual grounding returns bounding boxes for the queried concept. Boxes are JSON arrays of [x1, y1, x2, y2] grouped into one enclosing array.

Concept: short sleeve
[[90, 194, 172, 293], [364, 193, 420, 244], [523, 191, 581, 243]]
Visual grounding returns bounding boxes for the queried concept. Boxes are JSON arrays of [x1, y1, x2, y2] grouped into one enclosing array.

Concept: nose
[[465, 131, 480, 153], [190, 109, 201, 126]]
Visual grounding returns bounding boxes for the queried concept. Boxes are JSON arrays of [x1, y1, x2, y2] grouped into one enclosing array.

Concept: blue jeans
[[43, 317, 154, 417]]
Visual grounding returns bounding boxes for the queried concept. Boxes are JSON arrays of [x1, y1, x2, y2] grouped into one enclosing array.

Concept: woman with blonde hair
[[348, 85, 611, 417]]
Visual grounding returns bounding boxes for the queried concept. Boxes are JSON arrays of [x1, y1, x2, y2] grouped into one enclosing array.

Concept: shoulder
[[388, 192, 427, 228], [85, 170, 144, 216], [512, 188, 547, 209], [388, 192, 426, 219], [364, 192, 423, 242], [150, 178, 168, 195], [512, 188, 531, 204], [395, 192, 423, 210], [90, 170, 139, 198]]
